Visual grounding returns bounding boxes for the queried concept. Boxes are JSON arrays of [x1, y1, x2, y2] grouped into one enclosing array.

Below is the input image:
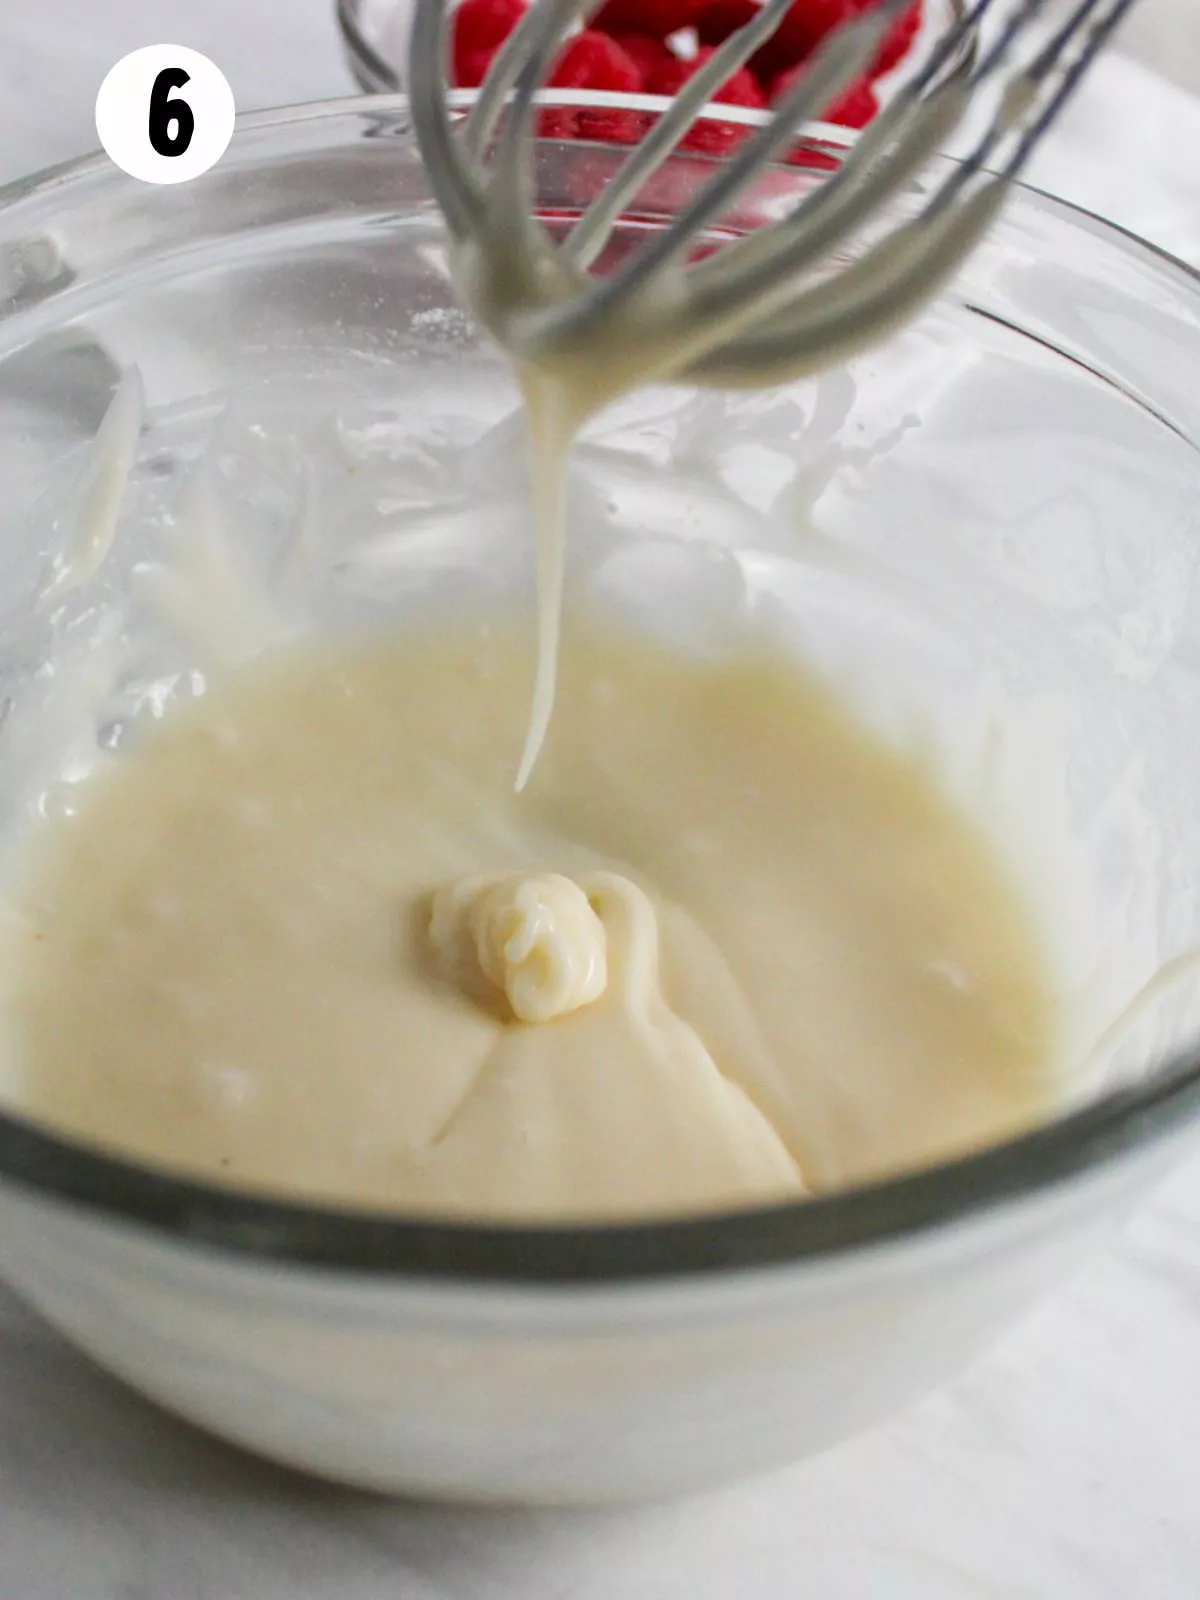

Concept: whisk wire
[[679, 0, 995, 299], [694, 0, 1079, 312], [491, 0, 587, 229], [466, 0, 594, 155], [409, 0, 485, 237], [934, 0, 1133, 214], [1006, 0, 1138, 176], [408, 0, 1136, 382], [689, 0, 1132, 381], [520, 7, 905, 354], [564, 0, 907, 268]]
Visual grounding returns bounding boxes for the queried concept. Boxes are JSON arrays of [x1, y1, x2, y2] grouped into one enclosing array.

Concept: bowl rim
[[2, 94, 1200, 1287]]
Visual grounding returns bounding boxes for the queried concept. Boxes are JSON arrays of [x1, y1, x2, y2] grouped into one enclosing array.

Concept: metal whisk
[[407, 0, 1136, 390]]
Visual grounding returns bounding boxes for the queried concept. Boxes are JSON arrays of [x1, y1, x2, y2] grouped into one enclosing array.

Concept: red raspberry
[[454, 0, 526, 49], [750, 0, 853, 79], [682, 119, 752, 154], [874, 0, 921, 76], [576, 107, 648, 142], [649, 47, 765, 156], [590, 0, 709, 40], [771, 62, 877, 125], [696, 0, 761, 44], [536, 108, 579, 138], [452, 0, 525, 85], [455, 45, 499, 87], [611, 31, 677, 85], [751, 0, 920, 83], [538, 107, 646, 143], [823, 76, 878, 125], [549, 29, 643, 92], [648, 55, 693, 96], [648, 46, 765, 108]]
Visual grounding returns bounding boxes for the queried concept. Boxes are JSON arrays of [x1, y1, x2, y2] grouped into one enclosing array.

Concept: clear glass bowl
[[0, 96, 1199, 1504]]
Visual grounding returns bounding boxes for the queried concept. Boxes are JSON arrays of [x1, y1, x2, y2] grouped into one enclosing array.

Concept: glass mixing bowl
[[0, 96, 1199, 1505]]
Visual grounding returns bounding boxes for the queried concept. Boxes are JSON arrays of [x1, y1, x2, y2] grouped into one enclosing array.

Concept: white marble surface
[[2, 4, 1200, 1596]]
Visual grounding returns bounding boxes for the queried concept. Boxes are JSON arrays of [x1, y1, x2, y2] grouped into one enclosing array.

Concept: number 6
[[149, 68, 195, 158]]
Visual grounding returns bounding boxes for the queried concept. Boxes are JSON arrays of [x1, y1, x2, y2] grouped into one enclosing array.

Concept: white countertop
[[2, 5, 1200, 1596]]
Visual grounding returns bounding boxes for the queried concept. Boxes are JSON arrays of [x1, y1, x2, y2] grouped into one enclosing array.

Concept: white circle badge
[[96, 46, 235, 185]]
